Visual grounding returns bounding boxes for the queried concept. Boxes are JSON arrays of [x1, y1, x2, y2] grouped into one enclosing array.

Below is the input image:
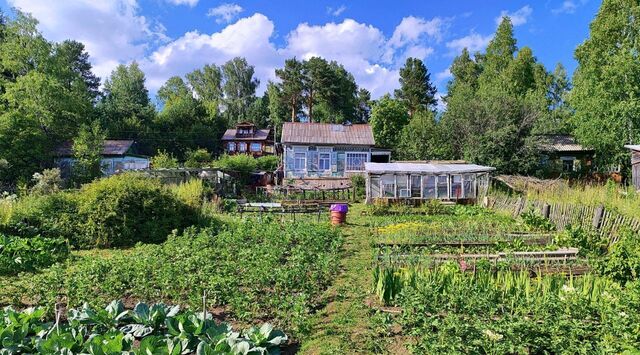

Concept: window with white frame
[[318, 152, 331, 170], [227, 142, 236, 152], [346, 152, 368, 171], [238, 142, 247, 152], [294, 152, 306, 171], [250, 143, 261, 152]]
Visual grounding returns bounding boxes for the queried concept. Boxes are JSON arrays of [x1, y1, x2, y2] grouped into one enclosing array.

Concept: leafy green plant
[[151, 150, 179, 169], [0, 234, 69, 275]]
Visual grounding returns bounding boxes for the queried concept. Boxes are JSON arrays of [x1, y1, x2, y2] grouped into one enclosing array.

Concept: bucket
[[330, 204, 348, 225]]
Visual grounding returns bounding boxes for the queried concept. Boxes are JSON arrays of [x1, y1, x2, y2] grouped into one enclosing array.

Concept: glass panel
[[397, 175, 409, 198], [250, 143, 261, 152], [381, 175, 395, 198], [227, 142, 236, 151], [451, 175, 462, 199], [423, 175, 436, 199], [410, 176, 421, 197], [238, 143, 247, 152], [346, 153, 368, 171], [437, 175, 448, 199], [370, 177, 380, 198], [294, 152, 306, 170], [319, 153, 331, 170], [463, 174, 474, 198]]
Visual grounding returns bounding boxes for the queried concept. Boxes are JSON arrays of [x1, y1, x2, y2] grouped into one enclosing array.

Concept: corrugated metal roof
[[281, 122, 375, 146], [537, 135, 592, 152], [56, 140, 135, 157], [625, 145, 640, 151], [221, 128, 271, 141], [365, 162, 495, 174]]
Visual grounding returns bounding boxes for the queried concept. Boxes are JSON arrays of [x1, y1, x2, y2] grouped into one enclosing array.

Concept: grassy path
[[299, 205, 398, 354]]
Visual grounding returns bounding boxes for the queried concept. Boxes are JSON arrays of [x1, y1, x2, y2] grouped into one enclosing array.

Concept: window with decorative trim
[[294, 152, 306, 171], [346, 152, 368, 171], [238, 142, 247, 152], [227, 142, 236, 152], [250, 143, 261, 152], [319, 152, 331, 170]]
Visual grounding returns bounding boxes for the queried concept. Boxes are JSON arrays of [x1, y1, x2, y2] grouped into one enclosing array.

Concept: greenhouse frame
[[364, 162, 495, 203]]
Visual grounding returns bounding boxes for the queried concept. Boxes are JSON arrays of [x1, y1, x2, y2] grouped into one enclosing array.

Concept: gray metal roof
[[537, 135, 592, 152], [365, 162, 495, 175], [281, 122, 375, 146], [56, 140, 135, 157]]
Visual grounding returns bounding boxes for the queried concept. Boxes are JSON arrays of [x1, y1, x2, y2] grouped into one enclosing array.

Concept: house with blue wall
[[280, 122, 390, 179], [55, 140, 150, 178]]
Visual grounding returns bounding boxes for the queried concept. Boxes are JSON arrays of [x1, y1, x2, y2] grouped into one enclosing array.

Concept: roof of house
[[221, 128, 272, 141], [281, 122, 375, 146], [537, 135, 593, 152], [55, 140, 136, 157], [625, 145, 640, 151], [365, 162, 495, 175]]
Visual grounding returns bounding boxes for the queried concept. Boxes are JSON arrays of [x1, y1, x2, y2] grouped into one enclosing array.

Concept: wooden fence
[[486, 194, 640, 241]]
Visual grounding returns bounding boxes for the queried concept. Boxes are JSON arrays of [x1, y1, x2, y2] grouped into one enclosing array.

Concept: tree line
[[0, 0, 638, 188]]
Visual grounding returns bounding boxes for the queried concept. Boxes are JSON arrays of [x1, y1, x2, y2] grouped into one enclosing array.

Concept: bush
[[77, 174, 198, 248], [255, 155, 279, 172], [150, 150, 179, 169], [1, 192, 81, 244], [595, 228, 640, 283], [213, 154, 257, 184], [0, 234, 69, 275], [184, 149, 212, 168], [30, 168, 63, 195], [171, 179, 206, 209], [350, 174, 365, 200]]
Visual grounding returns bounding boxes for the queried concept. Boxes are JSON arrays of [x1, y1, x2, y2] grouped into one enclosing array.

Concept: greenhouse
[[364, 162, 495, 203]]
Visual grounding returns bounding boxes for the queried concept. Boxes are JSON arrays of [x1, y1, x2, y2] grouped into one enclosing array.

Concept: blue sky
[[0, 0, 600, 99]]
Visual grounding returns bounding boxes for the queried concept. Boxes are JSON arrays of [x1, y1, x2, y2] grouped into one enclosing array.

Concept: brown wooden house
[[221, 122, 274, 156], [537, 135, 594, 176]]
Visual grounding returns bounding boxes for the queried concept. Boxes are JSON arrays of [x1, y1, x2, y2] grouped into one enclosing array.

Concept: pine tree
[[395, 57, 437, 116]]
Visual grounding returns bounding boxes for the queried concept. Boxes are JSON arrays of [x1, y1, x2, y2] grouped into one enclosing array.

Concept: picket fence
[[485, 194, 640, 243]]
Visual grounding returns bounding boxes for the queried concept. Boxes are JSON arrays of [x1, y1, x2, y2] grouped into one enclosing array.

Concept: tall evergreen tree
[[274, 58, 304, 122], [570, 0, 640, 167], [395, 57, 437, 116], [354, 88, 372, 123]]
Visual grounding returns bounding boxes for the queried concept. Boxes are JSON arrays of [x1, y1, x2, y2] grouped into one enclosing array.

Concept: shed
[[55, 140, 149, 177], [624, 145, 640, 190], [536, 135, 594, 174], [364, 162, 495, 203]]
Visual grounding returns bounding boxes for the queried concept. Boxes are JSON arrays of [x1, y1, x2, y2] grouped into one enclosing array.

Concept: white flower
[[483, 329, 503, 341]]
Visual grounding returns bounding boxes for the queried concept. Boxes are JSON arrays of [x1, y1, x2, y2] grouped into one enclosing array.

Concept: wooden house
[[280, 122, 390, 179], [221, 122, 274, 156], [55, 140, 149, 177], [537, 135, 594, 175], [364, 162, 495, 203], [625, 145, 640, 190]]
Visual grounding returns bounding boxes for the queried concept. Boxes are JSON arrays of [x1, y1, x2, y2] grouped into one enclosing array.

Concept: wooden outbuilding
[[625, 145, 640, 190], [364, 162, 495, 204]]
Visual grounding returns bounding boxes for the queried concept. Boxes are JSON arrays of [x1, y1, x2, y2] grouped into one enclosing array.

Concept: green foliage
[[72, 121, 106, 185], [184, 148, 212, 168], [222, 57, 260, 125], [255, 155, 279, 172], [396, 109, 442, 160], [12, 220, 342, 335], [350, 174, 365, 200], [595, 228, 640, 283], [171, 179, 206, 209], [369, 95, 409, 150], [0, 301, 287, 354], [213, 154, 257, 184], [77, 174, 198, 248], [150, 150, 179, 169], [0, 234, 69, 275], [395, 57, 437, 116], [30, 168, 63, 195], [520, 208, 555, 231], [570, 0, 640, 167]]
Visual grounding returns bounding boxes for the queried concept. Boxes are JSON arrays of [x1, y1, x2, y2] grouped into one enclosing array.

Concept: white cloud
[[7, 0, 168, 80], [326, 5, 346, 17], [435, 68, 452, 83], [207, 3, 243, 24], [552, 1, 578, 15], [166, 0, 198, 7], [389, 16, 448, 46], [142, 14, 279, 91], [446, 32, 492, 55], [496, 5, 533, 26]]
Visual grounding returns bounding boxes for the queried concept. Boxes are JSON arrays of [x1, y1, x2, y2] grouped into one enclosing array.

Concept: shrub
[[350, 174, 365, 200], [171, 179, 206, 209], [184, 149, 212, 168], [0, 192, 81, 244], [213, 154, 257, 184], [0, 234, 69, 275], [255, 155, 279, 172], [595, 228, 640, 283], [150, 150, 179, 169], [30, 168, 63, 195], [77, 174, 198, 248]]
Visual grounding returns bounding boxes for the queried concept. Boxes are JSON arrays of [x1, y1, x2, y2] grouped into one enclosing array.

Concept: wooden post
[[592, 205, 605, 230], [542, 203, 551, 219]]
